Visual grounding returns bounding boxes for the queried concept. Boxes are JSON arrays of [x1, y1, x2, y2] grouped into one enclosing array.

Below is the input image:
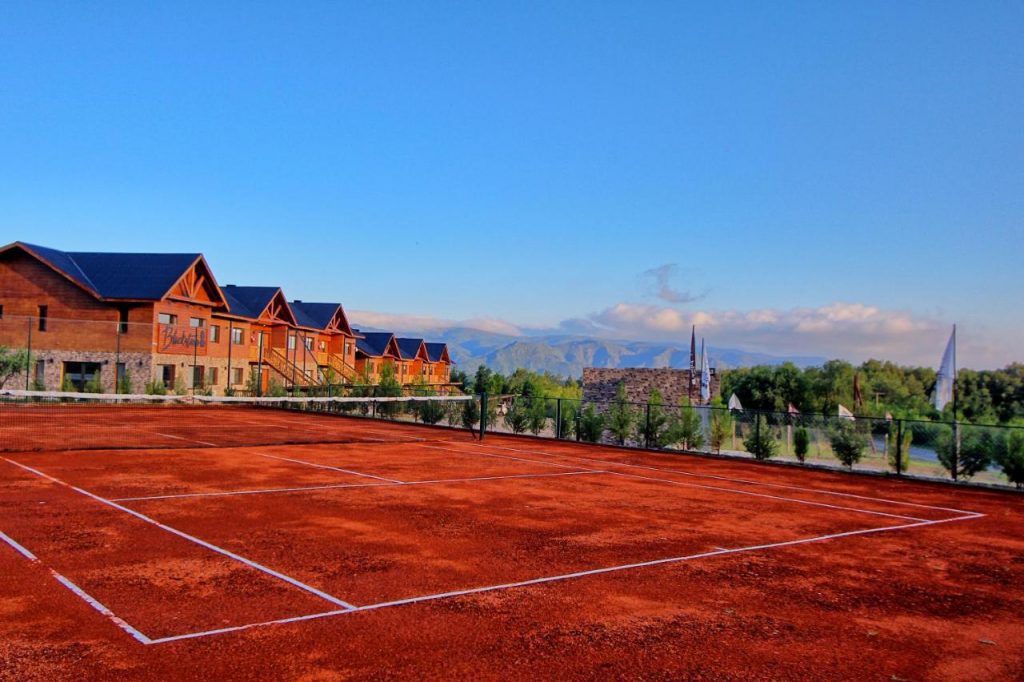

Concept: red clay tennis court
[[2, 399, 1023, 679]]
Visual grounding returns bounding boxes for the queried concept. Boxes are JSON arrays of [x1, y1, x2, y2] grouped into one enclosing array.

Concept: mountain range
[[355, 325, 826, 377]]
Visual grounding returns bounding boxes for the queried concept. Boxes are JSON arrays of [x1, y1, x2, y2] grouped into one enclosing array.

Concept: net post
[[895, 418, 904, 476], [479, 392, 488, 441]]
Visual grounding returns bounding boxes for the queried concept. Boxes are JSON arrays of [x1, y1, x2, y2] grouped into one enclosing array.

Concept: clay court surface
[[2, 405, 1023, 680]]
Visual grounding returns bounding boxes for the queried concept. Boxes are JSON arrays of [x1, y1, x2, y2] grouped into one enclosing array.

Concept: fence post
[[114, 323, 121, 394], [25, 317, 32, 391], [644, 403, 651, 448], [555, 398, 562, 439], [479, 392, 488, 441], [895, 419, 904, 476]]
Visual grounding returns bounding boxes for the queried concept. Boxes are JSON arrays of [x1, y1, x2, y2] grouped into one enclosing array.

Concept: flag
[[728, 393, 743, 411], [788, 402, 800, 415], [885, 411, 893, 422], [838, 404, 855, 421], [932, 326, 956, 412], [689, 325, 696, 374], [700, 339, 711, 402]]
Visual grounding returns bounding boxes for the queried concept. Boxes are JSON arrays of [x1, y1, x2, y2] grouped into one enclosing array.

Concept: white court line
[[111, 470, 607, 502], [427, 442, 928, 522], [146, 511, 982, 645], [455, 441, 982, 518], [151, 431, 219, 447], [2, 458, 357, 611], [416, 443, 597, 472], [256, 453, 404, 483], [0, 529, 153, 644]]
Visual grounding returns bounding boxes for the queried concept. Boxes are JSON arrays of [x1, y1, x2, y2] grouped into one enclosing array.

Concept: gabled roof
[[289, 301, 355, 335], [425, 342, 451, 364], [356, 332, 398, 358], [221, 285, 297, 325], [5, 242, 213, 302], [395, 337, 428, 361]]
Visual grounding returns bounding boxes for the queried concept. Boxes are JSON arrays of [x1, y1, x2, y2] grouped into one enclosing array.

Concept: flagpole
[[952, 324, 959, 480]]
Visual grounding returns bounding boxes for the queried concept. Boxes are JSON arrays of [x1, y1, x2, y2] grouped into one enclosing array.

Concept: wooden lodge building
[[0, 241, 454, 395]]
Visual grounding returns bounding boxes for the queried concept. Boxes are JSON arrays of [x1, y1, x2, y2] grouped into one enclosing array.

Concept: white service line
[[2, 458, 357, 611], [145, 511, 982, 645], [256, 453, 404, 483], [0, 529, 153, 644], [415, 442, 599, 472], [457, 441, 983, 518], [112, 470, 608, 502]]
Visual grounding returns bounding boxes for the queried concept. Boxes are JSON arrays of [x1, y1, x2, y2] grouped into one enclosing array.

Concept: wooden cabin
[[424, 342, 453, 386], [394, 337, 430, 386], [354, 332, 401, 384], [289, 301, 360, 384]]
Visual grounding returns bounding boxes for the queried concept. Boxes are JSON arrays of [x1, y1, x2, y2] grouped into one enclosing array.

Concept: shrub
[[666, 401, 705, 451], [577, 404, 605, 443], [830, 421, 868, 468], [117, 369, 132, 394], [709, 406, 734, 454], [935, 430, 995, 481], [526, 396, 548, 436], [996, 430, 1024, 489], [634, 389, 669, 448], [504, 398, 530, 434], [743, 415, 777, 461], [61, 375, 77, 392], [461, 397, 480, 431], [144, 379, 167, 395], [793, 427, 810, 463], [556, 401, 576, 439], [886, 425, 912, 472], [83, 374, 105, 394], [266, 377, 287, 398]]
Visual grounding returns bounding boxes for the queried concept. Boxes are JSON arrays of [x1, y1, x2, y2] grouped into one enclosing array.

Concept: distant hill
[[355, 325, 825, 377]]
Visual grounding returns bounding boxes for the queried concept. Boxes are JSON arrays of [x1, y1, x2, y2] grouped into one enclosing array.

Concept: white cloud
[[641, 264, 704, 304]]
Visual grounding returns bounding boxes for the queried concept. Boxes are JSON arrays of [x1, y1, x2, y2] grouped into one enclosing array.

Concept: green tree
[[265, 377, 287, 397], [503, 397, 530, 434], [793, 427, 810, 463], [577, 404, 605, 443], [0, 347, 31, 389], [607, 382, 637, 445], [461, 396, 480, 431], [743, 415, 777, 460], [936, 429, 994, 481], [117, 368, 133, 394], [525, 396, 548, 435], [144, 379, 167, 395], [830, 421, 868, 468], [555, 400, 576, 439], [375, 364, 402, 416], [635, 389, 669, 447]]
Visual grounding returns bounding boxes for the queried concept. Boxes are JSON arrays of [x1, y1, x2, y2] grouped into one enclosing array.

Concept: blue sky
[[1, 2, 1021, 367]]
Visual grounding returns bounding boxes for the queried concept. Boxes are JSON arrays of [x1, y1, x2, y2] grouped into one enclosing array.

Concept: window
[[192, 365, 205, 388], [189, 317, 205, 328], [158, 313, 178, 325], [116, 362, 127, 386], [319, 341, 326, 351], [63, 362, 100, 391], [161, 364, 176, 389], [210, 325, 221, 343], [34, 360, 45, 387], [231, 367, 244, 385], [231, 327, 244, 345], [118, 307, 129, 333], [38, 305, 48, 331], [206, 367, 219, 386], [288, 335, 297, 350], [344, 341, 351, 356], [305, 337, 313, 350]]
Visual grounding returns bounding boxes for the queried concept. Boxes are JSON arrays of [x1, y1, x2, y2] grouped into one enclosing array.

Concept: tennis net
[[0, 390, 477, 452]]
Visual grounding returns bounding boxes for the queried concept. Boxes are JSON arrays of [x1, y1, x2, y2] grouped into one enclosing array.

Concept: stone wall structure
[[582, 367, 720, 408]]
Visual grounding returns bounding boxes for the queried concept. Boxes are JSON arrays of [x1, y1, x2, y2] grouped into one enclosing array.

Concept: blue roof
[[290, 301, 341, 330], [18, 242, 200, 300], [357, 332, 394, 357], [425, 342, 448, 363], [395, 337, 425, 360], [221, 285, 281, 319]]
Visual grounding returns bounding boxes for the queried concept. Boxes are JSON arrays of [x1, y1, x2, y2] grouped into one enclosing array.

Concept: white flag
[[932, 326, 956, 412], [838, 404, 855, 421], [728, 393, 743, 411], [700, 342, 711, 402]]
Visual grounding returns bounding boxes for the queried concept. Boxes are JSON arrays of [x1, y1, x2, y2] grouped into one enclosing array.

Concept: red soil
[[1, 419, 1023, 680]]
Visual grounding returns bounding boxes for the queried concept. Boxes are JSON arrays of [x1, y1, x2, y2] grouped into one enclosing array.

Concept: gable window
[[189, 317, 205, 328], [158, 313, 178, 326], [231, 327, 244, 345], [210, 325, 221, 343], [118, 307, 130, 334], [38, 305, 48, 331]]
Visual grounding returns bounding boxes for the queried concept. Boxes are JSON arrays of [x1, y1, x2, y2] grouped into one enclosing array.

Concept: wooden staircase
[[266, 348, 321, 388], [327, 353, 360, 383]]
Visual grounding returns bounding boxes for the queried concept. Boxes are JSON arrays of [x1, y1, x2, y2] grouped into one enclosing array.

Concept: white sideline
[[112, 470, 607, 502], [0, 529, 153, 644], [2, 458, 357, 611], [426, 442, 928, 522], [454, 441, 982, 518], [152, 432, 220, 447], [145, 511, 982, 645]]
